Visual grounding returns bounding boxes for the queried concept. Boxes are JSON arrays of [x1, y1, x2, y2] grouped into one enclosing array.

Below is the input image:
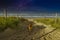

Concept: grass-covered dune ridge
[[0, 17, 30, 32], [33, 18, 60, 29], [0, 17, 60, 32]]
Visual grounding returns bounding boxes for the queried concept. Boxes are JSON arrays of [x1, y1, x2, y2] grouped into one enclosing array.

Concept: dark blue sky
[[0, 0, 60, 13], [27, 0, 60, 13]]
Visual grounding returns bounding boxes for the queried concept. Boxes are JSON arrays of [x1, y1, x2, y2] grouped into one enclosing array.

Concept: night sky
[[0, 0, 60, 14]]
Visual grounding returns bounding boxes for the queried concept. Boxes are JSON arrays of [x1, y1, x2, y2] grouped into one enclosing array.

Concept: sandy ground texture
[[0, 19, 60, 40]]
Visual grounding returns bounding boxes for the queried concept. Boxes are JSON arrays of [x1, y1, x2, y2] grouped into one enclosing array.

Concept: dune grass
[[0, 17, 60, 32], [33, 18, 60, 29], [0, 17, 29, 32]]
